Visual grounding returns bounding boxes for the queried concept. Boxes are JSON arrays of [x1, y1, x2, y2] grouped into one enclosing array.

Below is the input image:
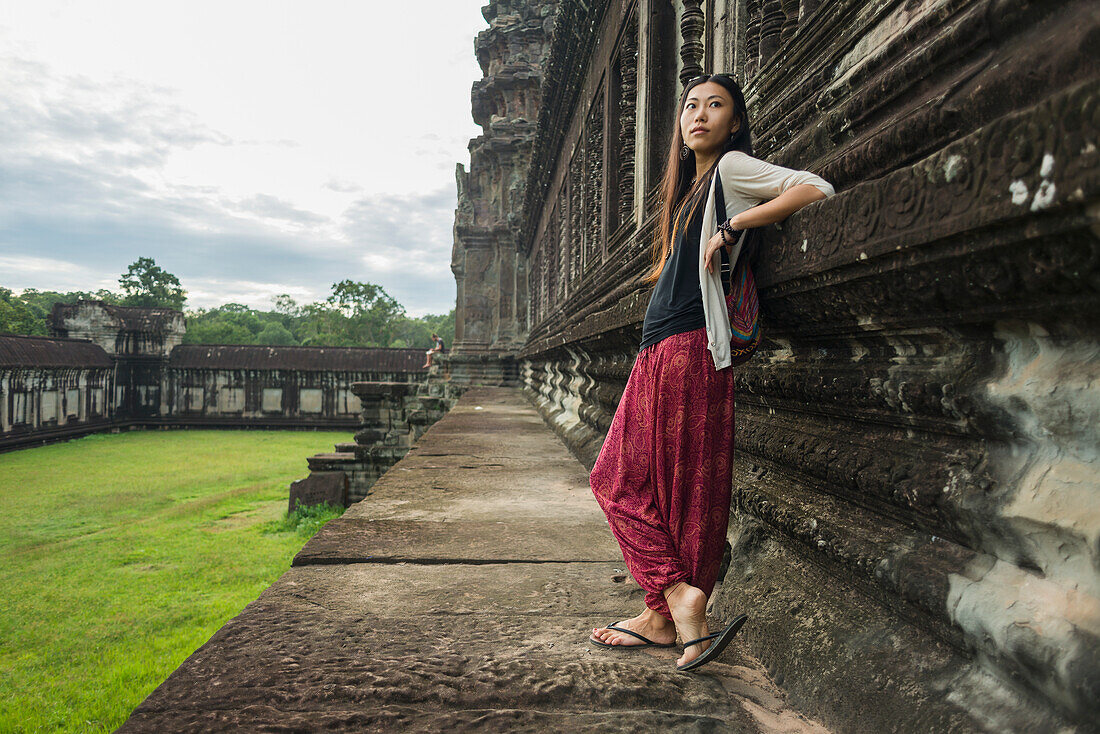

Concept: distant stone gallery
[[0, 300, 426, 451]]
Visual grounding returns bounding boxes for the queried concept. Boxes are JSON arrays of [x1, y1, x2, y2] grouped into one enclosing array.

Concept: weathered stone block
[[288, 472, 347, 513]]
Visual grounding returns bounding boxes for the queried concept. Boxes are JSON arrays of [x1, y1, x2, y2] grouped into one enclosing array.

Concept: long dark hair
[[642, 74, 757, 286]]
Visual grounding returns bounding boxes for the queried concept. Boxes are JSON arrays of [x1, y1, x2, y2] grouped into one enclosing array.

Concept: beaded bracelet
[[717, 218, 737, 245]]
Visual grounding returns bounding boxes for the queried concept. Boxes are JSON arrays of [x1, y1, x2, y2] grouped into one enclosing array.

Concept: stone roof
[[169, 345, 427, 372], [0, 334, 114, 368], [49, 301, 184, 333]]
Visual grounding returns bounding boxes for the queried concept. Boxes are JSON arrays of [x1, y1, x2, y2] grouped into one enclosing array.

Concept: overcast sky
[[0, 1, 487, 316]]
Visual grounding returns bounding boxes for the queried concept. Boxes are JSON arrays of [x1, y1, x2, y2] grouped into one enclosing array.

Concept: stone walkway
[[119, 387, 830, 733]]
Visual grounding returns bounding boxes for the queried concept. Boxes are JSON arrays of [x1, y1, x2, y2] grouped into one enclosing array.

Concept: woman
[[588, 74, 834, 671]]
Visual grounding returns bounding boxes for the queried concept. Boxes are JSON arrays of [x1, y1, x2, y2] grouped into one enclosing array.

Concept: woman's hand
[[704, 231, 729, 274]]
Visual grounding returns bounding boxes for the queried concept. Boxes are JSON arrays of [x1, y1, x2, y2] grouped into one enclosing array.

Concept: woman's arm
[[719, 150, 834, 203], [704, 152, 834, 273], [704, 185, 829, 273], [729, 183, 826, 229]]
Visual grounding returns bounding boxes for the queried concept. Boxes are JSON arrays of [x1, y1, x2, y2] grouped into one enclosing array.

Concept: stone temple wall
[[158, 345, 423, 428], [509, 0, 1099, 731], [0, 334, 116, 447]]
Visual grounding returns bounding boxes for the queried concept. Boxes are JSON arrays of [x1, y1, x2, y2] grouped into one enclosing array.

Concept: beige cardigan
[[698, 151, 835, 369]]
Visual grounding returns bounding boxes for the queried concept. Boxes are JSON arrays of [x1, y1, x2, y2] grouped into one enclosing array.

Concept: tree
[[0, 288, 44, 335], [118, 257, 186, 310], [257, 322, 297, 345], [272, 294, 299, 317], [181, 315, 252, 345], [181, 303, 284, 345], [0, 287, 126, 335], [325, 280, 406, 347], [418, 308, 455, 348]]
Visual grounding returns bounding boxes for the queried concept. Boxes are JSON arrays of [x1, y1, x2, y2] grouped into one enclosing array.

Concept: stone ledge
[[119, 388, 827, 733], [121, 707, 749, 734], [293, 518, 621, 566]]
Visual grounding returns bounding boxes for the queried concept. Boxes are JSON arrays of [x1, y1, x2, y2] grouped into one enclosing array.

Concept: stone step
[[293, 519, 622, 566], [353, 427, 402, 446]]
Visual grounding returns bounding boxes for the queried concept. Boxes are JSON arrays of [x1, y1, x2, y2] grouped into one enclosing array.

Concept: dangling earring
[[680, 144, 690, 160]]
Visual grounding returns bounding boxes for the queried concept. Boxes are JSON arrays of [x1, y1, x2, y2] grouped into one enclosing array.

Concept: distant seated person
[[423, 333, 445, 368]]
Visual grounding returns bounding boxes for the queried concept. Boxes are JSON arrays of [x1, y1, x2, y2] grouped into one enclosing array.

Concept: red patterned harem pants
[[589, 326, 735, 620]]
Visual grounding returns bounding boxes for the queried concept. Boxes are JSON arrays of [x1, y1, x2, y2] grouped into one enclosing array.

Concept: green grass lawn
[[0, 429, 350, 733]]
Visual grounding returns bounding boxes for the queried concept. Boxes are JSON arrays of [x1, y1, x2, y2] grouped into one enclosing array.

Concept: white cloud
[[184, 278, 320, 311], [0, 254, 91, 276], [0, 0, 481, 317]]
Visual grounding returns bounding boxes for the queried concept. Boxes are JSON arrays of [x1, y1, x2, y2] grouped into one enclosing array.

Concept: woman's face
[[680, 81, 739, 157]]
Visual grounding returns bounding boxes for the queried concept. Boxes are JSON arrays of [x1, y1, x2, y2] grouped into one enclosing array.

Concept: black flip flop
[[675, 614, 748, 672], [589, 624, 678, 649]]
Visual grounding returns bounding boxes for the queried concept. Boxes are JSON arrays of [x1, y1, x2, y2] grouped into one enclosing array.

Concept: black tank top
[[639, 171, 730, 351]]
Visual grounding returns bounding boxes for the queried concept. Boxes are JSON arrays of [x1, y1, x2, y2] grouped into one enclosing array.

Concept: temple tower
[[49, 300, 185, 421], [447, 0, 559, 385]]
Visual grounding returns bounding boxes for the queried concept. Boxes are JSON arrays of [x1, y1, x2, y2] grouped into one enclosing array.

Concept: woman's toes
[[592, 626, 617, 644], [676, 641, 709, 667]]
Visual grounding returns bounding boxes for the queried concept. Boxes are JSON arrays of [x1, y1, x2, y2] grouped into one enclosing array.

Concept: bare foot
[[590, 607, 676, 647], [665, 582, 709, 667]]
